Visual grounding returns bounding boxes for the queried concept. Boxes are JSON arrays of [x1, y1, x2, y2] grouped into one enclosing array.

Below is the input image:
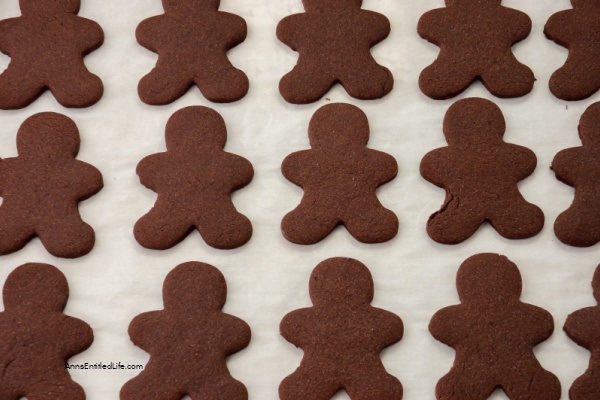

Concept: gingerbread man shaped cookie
[[0, 113, 103, 258], [565, 265, 600, 400], [552, 102, 600, 247], [420, 98, 544, 244], [0, 0, 104, 109], [282, 103, 398, 244], [280, 258, 403, 400], [120, 262, 250, 400], [136, 0, 248, 105], [545, 1, 600, 101], [0, 263, 93, 400], [430, 254, 561, 400], [418, 0, 534, 99], [277, 0, 393, 104], [134, 106, 253, 250]]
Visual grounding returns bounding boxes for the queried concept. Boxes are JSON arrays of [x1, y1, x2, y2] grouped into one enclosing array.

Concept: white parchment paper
[[0, 1, 598, 399]]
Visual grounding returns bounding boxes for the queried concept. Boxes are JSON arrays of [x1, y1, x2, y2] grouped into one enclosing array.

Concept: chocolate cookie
[[134, 106, 253, 250], [0, 112, 103, 258], [0, 0, 104, 109], [120, 262, 250, 400], [430, 253, 561, 400], [0, 263, 93, 400], [277, 0, 393, 104], [418, 0, 534, 99], [564, 264, 600, 400], [281, 103, 398, 244], [544, 1, 600, 101], [420, 98, 544, 244], [136, 0, 248, 105], [552, 102, 600, 247], [280, 257, 403, 400]]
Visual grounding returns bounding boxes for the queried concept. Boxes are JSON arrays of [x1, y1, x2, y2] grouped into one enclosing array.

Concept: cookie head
[[457, 254, 522, 303], [163, 262, 227, 313], [443, 98, 506, 145], [20, 0, 80, 15], [302, 0, 362, 12], [17, 112, 80, 157], [162, 0, 220, 12], [309, 258, 374, 306], [308, 103, 370, 149], [165, 106, 227, 152], [578, 102, 600, 146], [3, 263, 69, 313]]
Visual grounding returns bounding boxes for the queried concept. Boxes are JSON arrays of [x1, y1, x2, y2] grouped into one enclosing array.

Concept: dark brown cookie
[[120, 262, 250, 400], [430, 253, 560, 400], [0, 263, 93, 400], [552, 102, 600, 247], [281, 103, 398, 244], [134, 106, 253, 250], [280, 257, 403, 400], [136, 0, 248, 105], [0, 0, 103, 109], [420, 98, 544, 244], [564, 264, 600, 400], [0, 112, 103, 258], [277, 0, 393, 104], [418, 0, 534, 99], [545, 1, 600, 101]]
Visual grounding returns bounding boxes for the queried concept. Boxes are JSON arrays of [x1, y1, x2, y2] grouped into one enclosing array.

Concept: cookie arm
[[420, 148, 449, 188], [373, 308, 404, 346], [128, 311, 163, 352], [227, 153, 254, 189], [61, 316, 94, 356], [280, 308, 312, 347], [78, 18, 104, 53], [281, 150, 312, 187], [218, 12, 247, 47], [360, 11, 391, 44], [429, 305, 465, 346], [417, 8, 446, 43], [544, 10, 575, 46], [136, 153, 169, 191], [276, 14, 305, 49], [220, 314, 251, 354], [504, 8, 532, 41], [75, 161, 104, 200], [136, 16, 166, 51], [551, 147, 583, 187], [0, 18, 20, 53], [565, 307, 600, 347], [526, 305, 554, 345], [506, 144, 537, 180], [368, 150, 398, 183]]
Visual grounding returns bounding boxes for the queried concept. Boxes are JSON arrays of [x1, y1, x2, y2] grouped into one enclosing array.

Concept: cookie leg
[[279, 62, 335, 104], [27, 381, 86, 400], [281, 203, 339, 245], [419, 60, 475, 100], [481, 59, 534, 98], [344, 201, 398, 243], [195, 62, 249, 103], [37, 217, 96, 258], [550, 63, 600, 101], [138, 66, 192, 105], [345, 368, 402, 400], [0, 209, 35, 255], [570, 373, 600, 400], [502, 364, 560, 400], [554, 202, 600, 247], [279, 368, 340, 400], [0, 66, 45, 109], [340, 63, 394, 100], [189, 374, 247, 400], [488, 199, 544, 240], [195, 202, 252, 249], [436, 369, 495, 400], [49, 65, 103, 108], [426, 196, 484, 244], [134, 204, 194, 250], [120, 372, 183, 400]]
